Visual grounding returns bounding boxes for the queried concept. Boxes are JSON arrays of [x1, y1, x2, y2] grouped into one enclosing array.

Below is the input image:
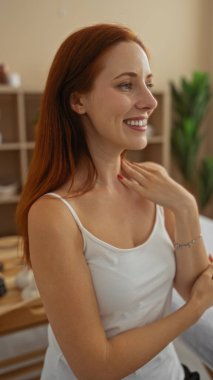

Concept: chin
[[126, 137, 148, 151]]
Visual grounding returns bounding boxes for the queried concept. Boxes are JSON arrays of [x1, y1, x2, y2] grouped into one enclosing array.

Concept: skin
[[28, 41, 213, 379]]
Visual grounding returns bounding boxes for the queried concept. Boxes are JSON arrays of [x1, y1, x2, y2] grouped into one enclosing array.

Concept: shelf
[[0, 85, 22, 94], [0, 143, 20, 150], [0, 195, 20, 204], [0, 93, 19, 143], [0, 142, 35, 150], [147, 136, 165, 144]]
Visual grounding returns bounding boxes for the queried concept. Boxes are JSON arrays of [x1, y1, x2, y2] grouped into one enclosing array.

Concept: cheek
[[100, 89, 132, 116]]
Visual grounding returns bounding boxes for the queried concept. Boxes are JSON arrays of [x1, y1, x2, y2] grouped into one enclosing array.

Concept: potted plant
[[170, 71, 213, 211]]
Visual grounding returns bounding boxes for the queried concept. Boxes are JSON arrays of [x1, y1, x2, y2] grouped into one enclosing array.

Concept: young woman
[[16, 24, 213, 380]]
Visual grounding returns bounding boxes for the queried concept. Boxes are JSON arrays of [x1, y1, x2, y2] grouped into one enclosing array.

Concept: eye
[[146, 82, 154, 90], [117, 82, 133, 91]]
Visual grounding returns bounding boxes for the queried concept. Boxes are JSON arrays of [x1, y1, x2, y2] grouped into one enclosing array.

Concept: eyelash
[[117, 82, 154, 91], [118, 82, 133, 91]]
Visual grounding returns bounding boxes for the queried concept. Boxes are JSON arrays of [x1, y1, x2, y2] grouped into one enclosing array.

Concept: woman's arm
[[165, 203, 209, 300], [28, 197, 213, 380], [121, 160, 209, 300]]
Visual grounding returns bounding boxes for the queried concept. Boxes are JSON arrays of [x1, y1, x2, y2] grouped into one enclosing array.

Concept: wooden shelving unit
[[0, 87, 42, 236], [0, 87, 171, 236]]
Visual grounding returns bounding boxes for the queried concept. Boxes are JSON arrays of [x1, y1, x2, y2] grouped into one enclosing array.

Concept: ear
[[70, 92, 86, 114]]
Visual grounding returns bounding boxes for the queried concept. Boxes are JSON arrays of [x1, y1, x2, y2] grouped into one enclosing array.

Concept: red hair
[[16, 23, 148, 266]]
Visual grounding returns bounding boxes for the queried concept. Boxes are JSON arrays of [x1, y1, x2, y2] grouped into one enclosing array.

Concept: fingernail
[[117, 174, 124, 180]]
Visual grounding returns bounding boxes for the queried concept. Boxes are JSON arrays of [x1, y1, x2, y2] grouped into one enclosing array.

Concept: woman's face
[[76, 41, 158, 152]]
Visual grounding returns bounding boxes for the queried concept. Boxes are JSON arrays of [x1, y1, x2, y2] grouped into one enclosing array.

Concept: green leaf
[[199, 157, 213, 208], [170, 71, 211, 183]]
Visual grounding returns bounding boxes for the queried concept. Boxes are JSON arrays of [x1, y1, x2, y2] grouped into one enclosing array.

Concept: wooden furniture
[[0, 86, 171, 236], [0, 86, 42, 237], [0, 236, 48, 380]]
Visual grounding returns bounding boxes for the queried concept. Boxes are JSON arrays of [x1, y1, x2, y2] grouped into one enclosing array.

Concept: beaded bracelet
[[174, 233, 202, 250]]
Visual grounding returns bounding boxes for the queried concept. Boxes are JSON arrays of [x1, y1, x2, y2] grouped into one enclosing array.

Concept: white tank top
[[41, 192, 184, 380]]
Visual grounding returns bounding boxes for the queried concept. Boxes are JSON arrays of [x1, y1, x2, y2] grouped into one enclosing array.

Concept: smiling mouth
[[123, 119, 147, 131]]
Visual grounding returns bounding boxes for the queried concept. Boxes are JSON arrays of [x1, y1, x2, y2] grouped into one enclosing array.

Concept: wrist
[[186, 295, 204, 322], [171, 195, 198, 219]]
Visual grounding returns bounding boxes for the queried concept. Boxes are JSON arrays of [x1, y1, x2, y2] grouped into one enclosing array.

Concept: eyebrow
[[113, 72, 153, 80]]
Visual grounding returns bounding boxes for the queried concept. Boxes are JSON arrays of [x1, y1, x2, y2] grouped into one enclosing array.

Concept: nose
[[135, 87, 158, 113]]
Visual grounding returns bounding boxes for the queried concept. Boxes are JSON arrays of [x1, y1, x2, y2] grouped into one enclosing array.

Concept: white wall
[[0, 0, 211, 90]]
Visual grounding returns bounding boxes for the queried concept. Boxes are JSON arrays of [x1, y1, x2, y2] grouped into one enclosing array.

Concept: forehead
[[97, 41, 151, 80]]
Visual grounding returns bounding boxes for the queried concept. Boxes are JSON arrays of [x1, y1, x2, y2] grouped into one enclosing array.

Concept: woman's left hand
[[119, 159, 195, 212]]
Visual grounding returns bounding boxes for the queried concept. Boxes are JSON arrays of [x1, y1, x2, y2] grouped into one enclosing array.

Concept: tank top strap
[[44, 192, 86, 250], [156, 204, 165, 222]]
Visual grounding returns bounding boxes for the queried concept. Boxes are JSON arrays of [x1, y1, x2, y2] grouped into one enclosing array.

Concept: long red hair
[[16, 23, 148, 266]]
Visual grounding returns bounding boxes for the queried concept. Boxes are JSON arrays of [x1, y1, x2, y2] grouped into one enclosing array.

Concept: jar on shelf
[[0, 63, 9, 84]]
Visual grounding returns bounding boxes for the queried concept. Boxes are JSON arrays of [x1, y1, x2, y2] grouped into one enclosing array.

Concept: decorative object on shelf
[[0, 182, 18, 199], [15, 267, 40, 300], [7, 72, 21, 88], [0, 63, 21, 87], [170, 71, 213, 211], [0, 234, 38, 299], [0, 267, 39, 300], [0, 64, 9, 85]]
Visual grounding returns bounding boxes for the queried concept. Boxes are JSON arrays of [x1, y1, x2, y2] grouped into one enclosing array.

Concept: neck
[[94, 157, 123, 188], [82, 152, 124, 189]]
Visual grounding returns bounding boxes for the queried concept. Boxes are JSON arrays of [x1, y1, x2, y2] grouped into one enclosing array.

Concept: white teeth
[[126, 119, 147, 126]]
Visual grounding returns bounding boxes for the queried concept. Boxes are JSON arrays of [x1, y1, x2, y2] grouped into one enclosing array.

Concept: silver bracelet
[[174, 233, 202, 250]]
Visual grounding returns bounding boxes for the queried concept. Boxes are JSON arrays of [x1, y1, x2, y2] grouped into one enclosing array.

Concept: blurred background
[[0, 1, 213, 379]]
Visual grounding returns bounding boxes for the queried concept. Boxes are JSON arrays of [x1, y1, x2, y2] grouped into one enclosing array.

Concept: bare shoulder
[[28, 195, 82, 248], [29, 193, 68, 219], [28, 193, 84, 262]]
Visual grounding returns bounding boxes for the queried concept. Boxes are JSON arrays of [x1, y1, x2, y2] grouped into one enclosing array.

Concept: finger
[[121, 160, 148, 184], [124, 160, 168, 177], [117, 174, 146, 195], [204, 265, 213, 279], [122, 160, 160, 181], [122, 159, 148, 173]]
